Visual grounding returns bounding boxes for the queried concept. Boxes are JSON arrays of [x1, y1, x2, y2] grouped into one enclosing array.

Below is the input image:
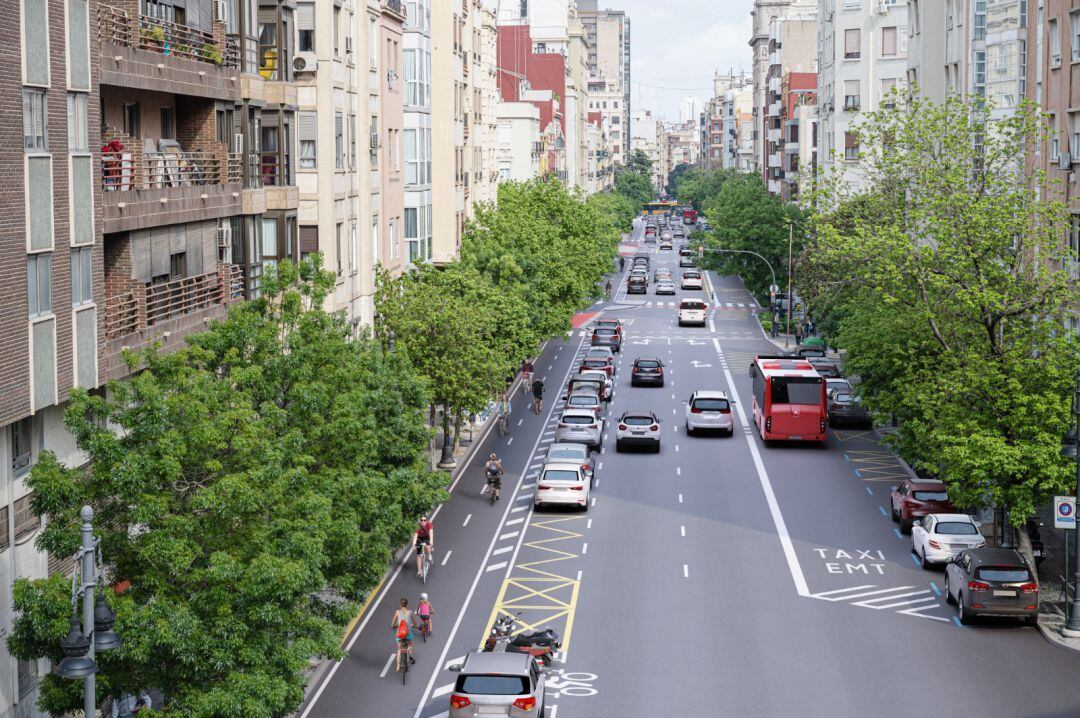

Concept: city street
[[298, 219, 1080, 718]]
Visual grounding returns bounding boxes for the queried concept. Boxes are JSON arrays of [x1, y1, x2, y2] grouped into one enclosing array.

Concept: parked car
[[684, 390, 734, 436], [891, 479, 956, 533], [630, 357, 665, 387], [615, 410, 662, 452], [944, 548, 1038, 626], [911, 513, 986, 568], [554, 408, 603, 448], [591, 326, 622, 353], [565, 390, 604, 419], [534, 461, 590, 511], [678, 298, 708, 327], [594, 318, 623, 337], [808, 357, 842, 378], [681, 270, 703, 290], [566, 373, 609, 402], [448, 652, 546, 717], [546, 442, 594, 479], [827, 389, 872, 427]]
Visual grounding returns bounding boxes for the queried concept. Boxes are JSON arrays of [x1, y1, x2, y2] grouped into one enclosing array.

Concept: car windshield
[[636, 360, 660, 368], [936, 521, 978, 536], [548, 448, 586, 461], [693, 398, 729, 411], [624, 416, 654, 426], [914, 490, 948, 501], [586, 350, 611, 358], [770, 377, 823, 405], [455, 675, 530, 696], [543, 469, 581, 483], [975, 567, 1031, 583], [561, 415, 594, 425]]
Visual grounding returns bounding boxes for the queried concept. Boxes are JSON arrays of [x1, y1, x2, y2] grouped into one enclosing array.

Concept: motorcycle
[[483, 614, 562, 667], [1026, 518, 1046, 567]]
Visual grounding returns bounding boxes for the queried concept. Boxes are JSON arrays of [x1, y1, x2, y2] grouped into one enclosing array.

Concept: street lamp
[[1061, 368, 1080, 637], [52, 506, 121, 715]]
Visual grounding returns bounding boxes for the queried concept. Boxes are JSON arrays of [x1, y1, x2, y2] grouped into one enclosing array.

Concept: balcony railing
[[98, 4, 239, 68], [102, 151, 241, 192], [105, 265, 245, 340]]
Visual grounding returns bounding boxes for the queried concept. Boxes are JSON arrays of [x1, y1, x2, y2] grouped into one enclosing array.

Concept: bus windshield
[[770, 376, 822, 405]]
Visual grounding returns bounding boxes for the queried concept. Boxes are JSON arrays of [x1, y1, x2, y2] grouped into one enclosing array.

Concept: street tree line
[[11, 261, 445, 716]]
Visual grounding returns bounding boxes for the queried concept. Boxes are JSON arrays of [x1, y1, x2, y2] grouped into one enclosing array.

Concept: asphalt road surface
[[297, 218, 1080, 718]]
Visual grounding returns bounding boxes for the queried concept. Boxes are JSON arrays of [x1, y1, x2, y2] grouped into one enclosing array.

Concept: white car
[[678, 298, 707, 326], [685, 390, 734, 436], [534, 462, 590, 511], [615, 410, 662, 452], [681, 270, 703, 290], [912, 513, 986, 568], [579, 369, 614, 402]]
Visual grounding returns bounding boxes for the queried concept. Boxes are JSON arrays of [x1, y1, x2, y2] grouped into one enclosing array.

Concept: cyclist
[[390, 598, 418, 667], [619, 256, 626, 271], [484, 453, 504, 501], [498, 393, 511, 434], [520, 359, 534, 394], [531, 377, 545, 414], [416, 592, 435, 635], [414, 516, 434, 578], [605, 280, 613, 298]]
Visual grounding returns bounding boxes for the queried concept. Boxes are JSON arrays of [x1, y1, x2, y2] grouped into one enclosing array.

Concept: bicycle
[[520, 372, 533, 396], [486, 475, 501, 505], [419, 545, 433, 584], [396, 638, 410, 684], [533, 395, 543, 415], [418, 614, 431, 642], [498, 412, 509, 436]]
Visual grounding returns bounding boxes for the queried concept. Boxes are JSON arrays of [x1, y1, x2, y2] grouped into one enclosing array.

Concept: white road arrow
[[690, 360, 713, 368], [685, 339, 706, 346], [631, 339, 652, 345]]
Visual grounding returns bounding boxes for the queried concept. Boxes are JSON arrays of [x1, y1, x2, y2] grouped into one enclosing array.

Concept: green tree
[[626, 149, 653, 176], [804, 93, 1080, 525], [667, 163, 692, 196], [587, 191, 637, 237], [613, 167, 653, 208], [10, 260, 443, 716], [673, 167, 742, 210]]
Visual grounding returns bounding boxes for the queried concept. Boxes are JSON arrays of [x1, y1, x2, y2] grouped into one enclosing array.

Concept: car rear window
[[561, 415, 595, 425], [548, 448, 585, 461], [975, 567, 1032, 583], [680, 301, 706, 310], [693, 398, 729, 411], [568, 396, 597, 406], [913, 490, 948, 501], [833, 393, 852, 404], [936, 522, 978, 536], [456, 675, 530, 695], [543, 469, 581, 483], [623, 416, 654, 426], [594, 328, 615, 336], [629, 277, 647, 284]]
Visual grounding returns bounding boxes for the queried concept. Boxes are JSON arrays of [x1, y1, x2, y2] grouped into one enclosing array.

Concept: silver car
[[546, 442, 594, 479], [656, 280, 676, 295], [685, 390, 734, 436], [449, 651, 546, 717], [554, 408, 604, 448], [565, 390, 603, 420], [681, 269, 703, 290], [578, 369, 614, 402]]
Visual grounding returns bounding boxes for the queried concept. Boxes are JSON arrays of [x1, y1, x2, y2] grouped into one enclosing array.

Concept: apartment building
[[762, 2, 817, 195], [817, 0, 909, 189], [723, 84, 757, 170], [402, 0, 433, 264], [664, 121, 700, 179], [751, 0, 796, 172], [497, 101, 542, 181], [474, 6, 500, 207], [579, 0, 630, 163]]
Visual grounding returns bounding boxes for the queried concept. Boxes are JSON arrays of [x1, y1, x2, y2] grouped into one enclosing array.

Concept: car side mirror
[[891, 486, 898, 492], [945, 557, 954, 564], [448, 664, 462, 672], [912, 520, 921, 528]]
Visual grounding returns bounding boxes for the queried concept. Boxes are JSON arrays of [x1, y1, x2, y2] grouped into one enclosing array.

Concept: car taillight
[[968, 580, 990, 591], [690, 406, 702, 413], [450, 695, 471, 709], [928, 539, 941, 549], [569, 485, 584, 491], [618, 424, 627, 430], [1020, 582, 1038, 593], [765, 416, 772, 432], [632, 367, 640, 373], [650, 424, 659, 431], [720, 408, 731, 414], [538, 484, 552, 491], [820, 418, 827, 433], [513, 697, 537, 711], [582, 464, 590, 471]]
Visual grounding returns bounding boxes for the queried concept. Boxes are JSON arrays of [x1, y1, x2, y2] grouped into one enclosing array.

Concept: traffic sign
[[1055, 496, 1076, 529]]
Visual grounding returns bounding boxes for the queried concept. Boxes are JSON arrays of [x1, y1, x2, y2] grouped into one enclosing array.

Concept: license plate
[[993, 590, 1017, 597], [789, 435, 802, 440], [478, 707, 507, 715], [632, 431, 645, 435]]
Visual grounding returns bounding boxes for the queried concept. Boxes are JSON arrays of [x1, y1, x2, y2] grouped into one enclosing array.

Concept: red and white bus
[[749, 355, 828, 442]]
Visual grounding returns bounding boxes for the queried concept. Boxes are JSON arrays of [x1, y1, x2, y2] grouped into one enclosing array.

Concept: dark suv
[[945, 548, 1038, 626], [627, 274, 648, 294], [630, 357, 665, 387], [591, 326, 622, 353]]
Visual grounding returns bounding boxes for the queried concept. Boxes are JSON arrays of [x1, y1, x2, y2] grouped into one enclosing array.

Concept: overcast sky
[[596, 0, 754, 121]]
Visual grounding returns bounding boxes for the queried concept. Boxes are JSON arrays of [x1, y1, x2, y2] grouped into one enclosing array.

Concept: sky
[[596, 0, 754, 121]]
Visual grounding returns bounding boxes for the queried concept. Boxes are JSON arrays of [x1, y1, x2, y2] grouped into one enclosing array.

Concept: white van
[[678, 298, 708, 327]]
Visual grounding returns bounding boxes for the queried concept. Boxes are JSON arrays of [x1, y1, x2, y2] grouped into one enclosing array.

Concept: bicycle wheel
[[400, 650, 408, 684], [421, 557, 427, 584]]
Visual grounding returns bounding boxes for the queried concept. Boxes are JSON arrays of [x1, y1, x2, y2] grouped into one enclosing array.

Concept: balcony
[[768, 77, 781, 93], [97, 4, 240, 100], [768, 179, 781, 195], [768, 152, 781, 168], [784, 141, 800, 153], [768, 128, 781, 142]]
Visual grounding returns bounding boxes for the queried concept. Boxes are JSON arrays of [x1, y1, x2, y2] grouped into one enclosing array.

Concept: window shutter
[[845, 29, 860, 55], [300, 225, 319, 254], [297, 2, 314, 31], [845, 80, 859, 97], [299, 112, 317, 142], [882, 27, 897, 56]]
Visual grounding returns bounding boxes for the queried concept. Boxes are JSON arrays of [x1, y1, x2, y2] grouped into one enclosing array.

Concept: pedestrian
[[807, 318, 816, 336], [770, 318, 779, 338], [795, 327, 803, 346]]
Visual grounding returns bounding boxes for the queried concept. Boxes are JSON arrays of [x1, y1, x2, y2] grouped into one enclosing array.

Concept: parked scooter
[[1026, 518, 1046, 566], [483, 613, 562, 667]]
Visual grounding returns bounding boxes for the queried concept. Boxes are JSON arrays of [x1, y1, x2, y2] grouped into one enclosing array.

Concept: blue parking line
[[893, 528, 903, 539], [930, 582, 941, 597], [866, 486, 874, 496], [878, 506, 888, 517], [909, 553, 921, 567], [951, 616, 963, 628], [843, 453, 851, 461], [854, 469, 863, 478]]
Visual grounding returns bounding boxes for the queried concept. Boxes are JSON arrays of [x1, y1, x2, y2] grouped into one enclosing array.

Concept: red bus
[[682, 209, 698, 225], [749, 355, 827, 442]]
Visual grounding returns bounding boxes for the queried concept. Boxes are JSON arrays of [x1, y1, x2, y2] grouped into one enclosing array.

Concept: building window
[[880, 78, 897, 107], [974, 51, 986, 97], [10, 418, 32, 476], [844, 80, 860, 110], [844, 29, 861, 59], [1070, 111, 1080, 158], [13, 493, 41, 541], [27, 254, 52, 318], [1051, 115, 1060, 162], [299, 111, 316, 168], [22, 89, 47, 152], [369, 16, 378, 69], [67, 93, 88, 153], [70, 247, 92, 306], [335, 222, 343, 275], [298, 2, 314, 52], [881, 27, 897, 57], [369, 115, 378, 166], [335, 112, 344, 169], [1050, 19, 1061, 66], [844, 132, 859, 161], [123, 102, 140, 138]]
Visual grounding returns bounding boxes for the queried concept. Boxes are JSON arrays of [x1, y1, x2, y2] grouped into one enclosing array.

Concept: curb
[[1035, 611, 1080, 652]]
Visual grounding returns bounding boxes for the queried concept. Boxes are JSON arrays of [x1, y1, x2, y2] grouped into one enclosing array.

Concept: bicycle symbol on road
[[545, 670, 598, 698]]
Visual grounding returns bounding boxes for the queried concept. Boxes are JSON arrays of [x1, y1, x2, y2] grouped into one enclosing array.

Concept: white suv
[[685, 390, 734, 436], [534, 462, 590, 511], [678, 298, 707, 326]]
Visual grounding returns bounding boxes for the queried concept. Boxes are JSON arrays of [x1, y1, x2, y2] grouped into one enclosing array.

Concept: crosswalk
[[612, 300, 757, 309]]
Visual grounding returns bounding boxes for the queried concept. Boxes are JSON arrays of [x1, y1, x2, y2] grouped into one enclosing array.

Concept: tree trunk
[[452, 411, 463, 451], [441, 403, 452, 448]]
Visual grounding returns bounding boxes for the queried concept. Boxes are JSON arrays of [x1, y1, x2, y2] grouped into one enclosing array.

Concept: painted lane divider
[[462, 514, 472, 527], [878, 506, 888, 517], [893, 528, 903, 539], [441, 550, 453, 566]]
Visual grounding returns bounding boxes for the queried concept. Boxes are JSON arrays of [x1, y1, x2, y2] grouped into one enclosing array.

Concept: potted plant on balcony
[[201, 43, 224, 65]]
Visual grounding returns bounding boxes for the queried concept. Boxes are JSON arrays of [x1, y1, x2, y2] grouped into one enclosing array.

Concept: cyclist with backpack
[[532, 378, 545, 414], [484, 453, 504, 502], [390, 598, 418, 668]]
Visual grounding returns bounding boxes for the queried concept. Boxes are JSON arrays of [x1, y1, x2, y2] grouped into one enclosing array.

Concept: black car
[[945, 548, 1038, 626], [808, 357, 842, 378], [827, 389, 871, 428], [630, 357, 665, 387]]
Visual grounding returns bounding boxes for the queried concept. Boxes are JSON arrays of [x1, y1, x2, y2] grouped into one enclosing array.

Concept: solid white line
[[432, 683, 454, 698], [440, 550, 453, 566], [493, 546, 513, 555], [551, 704, 559, 718], [683, 564, 689, 578], [713, 337, 810, 597], [486, 562, 508, 572], [378, 653, 396, 679], [462, 514, 472, 527]]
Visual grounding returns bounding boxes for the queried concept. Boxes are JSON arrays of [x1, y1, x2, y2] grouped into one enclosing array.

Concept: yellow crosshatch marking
[[844, 449, 909, 482], [481, 515, 586, 652], [832, 430, 876, 442]]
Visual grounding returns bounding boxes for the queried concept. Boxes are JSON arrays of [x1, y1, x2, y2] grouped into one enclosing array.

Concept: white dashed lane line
[[680, 525, 686, 537], [462, 514, 472, 527], [441, 550, 453, 566]]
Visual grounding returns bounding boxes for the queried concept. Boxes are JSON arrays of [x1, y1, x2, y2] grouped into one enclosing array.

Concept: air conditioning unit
[[370, 132, 380, 149], [234, 132, 244, 155], [213, 0, 227, 22], [217, 224, 232, 248], [877, 0, 888, 13], [293, 53, 317, 73], [1060, 152, 1073, 171]]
